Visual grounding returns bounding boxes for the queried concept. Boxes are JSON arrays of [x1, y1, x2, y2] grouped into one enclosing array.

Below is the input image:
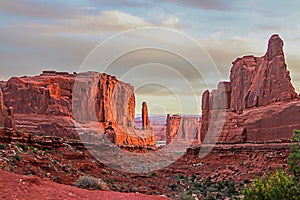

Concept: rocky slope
[[200, 34, 300, 143], [0, 71, 154, 146]]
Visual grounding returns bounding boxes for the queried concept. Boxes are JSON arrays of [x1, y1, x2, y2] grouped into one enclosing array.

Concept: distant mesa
[[0, 71, 155, 146]]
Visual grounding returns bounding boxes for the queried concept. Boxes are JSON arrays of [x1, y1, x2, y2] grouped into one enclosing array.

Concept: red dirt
[[0, 169, 169, 200]]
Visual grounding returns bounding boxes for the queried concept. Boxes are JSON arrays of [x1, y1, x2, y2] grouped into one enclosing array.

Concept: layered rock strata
[[0, 71, 154, 146], [200, 34, 300, 143]]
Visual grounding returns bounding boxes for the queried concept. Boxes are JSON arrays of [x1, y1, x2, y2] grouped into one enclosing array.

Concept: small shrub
[[16, 143, 28, 152], [75, 176, 98, 189], [48, 162, 57, 171], [52, 175, 61, 182], [32, 148, 38, 154], [75, 175, 109, 190], [178, 173, 185, 179], [24, 171, 32, 176], [53, 160, 60, 164], [174, 191, 195, 200], [0, 143, 6, 150], [190, 174, 196, 182], [15, 154, 22, 162]]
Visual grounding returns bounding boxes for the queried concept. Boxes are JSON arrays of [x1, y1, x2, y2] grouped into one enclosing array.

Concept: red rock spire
[[142, 101, 150, 130]]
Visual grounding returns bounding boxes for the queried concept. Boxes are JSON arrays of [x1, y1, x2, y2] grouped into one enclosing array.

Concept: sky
[[0, 0, 300, 115]]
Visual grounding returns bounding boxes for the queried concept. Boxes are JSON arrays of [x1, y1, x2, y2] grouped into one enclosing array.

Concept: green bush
[[75, 175, 109, 190], [0, 143, 6, 150], [288, 130, 300, 181], [242, 169, 298, 200], [243, 130, 300, 200]]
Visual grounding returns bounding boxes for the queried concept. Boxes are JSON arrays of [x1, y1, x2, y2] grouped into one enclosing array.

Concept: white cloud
[[161, 16, 180, 28], [22, 10, 182, 34]]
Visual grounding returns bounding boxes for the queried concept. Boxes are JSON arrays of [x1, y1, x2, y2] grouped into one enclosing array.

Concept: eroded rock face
[[200, 34, 300, 143], [142, 102, 150, 130], [166, 114, 181, 144], [166, 114, 198, 144], [230, 34, 297, 113], [0, 71, 154, 146], [0, 87, 15, 129]]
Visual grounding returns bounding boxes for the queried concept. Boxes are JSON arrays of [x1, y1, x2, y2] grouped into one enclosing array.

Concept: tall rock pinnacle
[[142, 102, 150, 130]]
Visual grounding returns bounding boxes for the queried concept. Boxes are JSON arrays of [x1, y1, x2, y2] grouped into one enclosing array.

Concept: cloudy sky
[[1, 0, 300, 114]]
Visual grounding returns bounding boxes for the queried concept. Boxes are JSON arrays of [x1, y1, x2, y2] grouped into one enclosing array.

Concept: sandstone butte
[[1, 34, 300, 147], [0, 71, 155, 146], [200, 34, 300, 144]]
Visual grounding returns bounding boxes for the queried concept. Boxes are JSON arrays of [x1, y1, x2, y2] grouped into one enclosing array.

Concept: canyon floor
[[0, 128, 291, 199]]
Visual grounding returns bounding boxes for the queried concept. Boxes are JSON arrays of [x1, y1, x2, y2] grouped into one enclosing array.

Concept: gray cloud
[[0, 28, 96, 80], [158, 0, 231, 10], [89, 0, 150, 8], [0, 0, 86, 19]]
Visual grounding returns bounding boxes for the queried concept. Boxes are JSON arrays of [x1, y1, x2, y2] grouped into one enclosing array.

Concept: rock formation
[[230, 35, 297, 113], [0, 87, 15, 129], [0, 71, 154, 146], [166, 114, 198, 144], [142, 102, 150, 130], [166, 114, 181, 144], [200, 34, 300, 144]]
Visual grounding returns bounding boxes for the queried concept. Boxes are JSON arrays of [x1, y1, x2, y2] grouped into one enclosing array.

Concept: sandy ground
[[0, 170, 169, 200]]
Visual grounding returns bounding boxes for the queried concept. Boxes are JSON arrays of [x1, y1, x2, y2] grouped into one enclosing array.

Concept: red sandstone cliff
[[0, 71, 154, 146], [200, 34, 300, 143]]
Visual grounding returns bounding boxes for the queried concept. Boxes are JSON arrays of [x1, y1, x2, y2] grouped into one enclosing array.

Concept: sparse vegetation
[[169, 174, 240, 199]]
